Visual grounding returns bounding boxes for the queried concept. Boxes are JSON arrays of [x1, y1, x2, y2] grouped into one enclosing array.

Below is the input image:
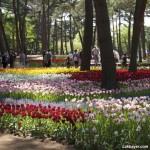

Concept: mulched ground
[[0, 133, 77, 150]]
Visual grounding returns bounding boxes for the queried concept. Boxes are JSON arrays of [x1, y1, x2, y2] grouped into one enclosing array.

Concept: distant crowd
[[1, 47, 130, 68], [0, 51, 26, 68]]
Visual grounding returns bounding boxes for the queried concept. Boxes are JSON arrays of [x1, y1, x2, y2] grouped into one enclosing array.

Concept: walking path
[[0, 133, 76, 150]]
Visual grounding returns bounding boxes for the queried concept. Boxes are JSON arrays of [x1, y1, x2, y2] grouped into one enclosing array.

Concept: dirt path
[[0, 134, 76, 150]]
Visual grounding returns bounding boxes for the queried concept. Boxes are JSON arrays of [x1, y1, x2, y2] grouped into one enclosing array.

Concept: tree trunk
[[112, 15, 116, 49], [116, 18, 119, 52], [80, 0, 93, 71], [141, 25, 146, 59], [138, 39, 142, 62], [41, 0, 47, 51], [148, 42, 150, 54], [54, 20, 58, 54], [69, 14, 74, 53], [0, 8, 6, 52], [127, 11, 132, 58], [35, 11, 41, 53], [118, 9, 122, 56], [92, 26, 96, 48], [129, 0, 147, 72], [93, 0, 117, 90], [60, 15, 64, 55], [64, 17, 68, 54], [20, 0, 28, 54], [78, 30, 83, 49], [0, 8, 5, 52], [13, 0, 21, 54], [47, 0, 51, 50]]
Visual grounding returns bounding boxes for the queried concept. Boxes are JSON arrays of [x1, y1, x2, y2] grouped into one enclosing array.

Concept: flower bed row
[[1, 68, 150, 82], [0, 68, 150, 149], [0, 103, 85, 124], [0, 72, 150, 101], [0, 96, 150, 149], [70, 70, 150, 81]]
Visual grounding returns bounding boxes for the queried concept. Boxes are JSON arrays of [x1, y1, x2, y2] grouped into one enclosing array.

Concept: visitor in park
[[79, 50, 82, 65], [66, 55, 71, 68], [1, 52, 7, 68], [43, 50, 48, 67], [68, 52, 73, 59], [92, 46, 100, 66], [47, 50, 52, 67], [73, 49, 79, 68], [9, 51, 15, 68], [113, 50, 120, 63], [5, 52, 10, 68], [19, 52, 26, 67], [122, 53, 127, 66], [68, 52, 73, 65], [42, 50, 46, 67], [13, 52, 16, 61]]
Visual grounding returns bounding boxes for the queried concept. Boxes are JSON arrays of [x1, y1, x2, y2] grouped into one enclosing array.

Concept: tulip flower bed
[[0, 97, 150, 149], [16, 55, 67, 67], [70, 70, 150, 82], [0, 68, 150, 149]]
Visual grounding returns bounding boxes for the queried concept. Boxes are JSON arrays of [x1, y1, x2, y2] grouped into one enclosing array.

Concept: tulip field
[[0, 67, 150, 149]]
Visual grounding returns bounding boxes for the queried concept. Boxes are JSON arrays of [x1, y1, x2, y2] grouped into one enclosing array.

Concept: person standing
[[9, 52, 15, 68], [47, 50, 52, 67], [19, 52, 26, 67], [92, 46, 100, 66], [42, 50, 46, 67], [122, 53, 127, 66], [73, 50, 79, 68], [43, 51, 48, 67], [1, 52, 7, 68], [66, 55, 71, 68], [79, 50, 82, 65]]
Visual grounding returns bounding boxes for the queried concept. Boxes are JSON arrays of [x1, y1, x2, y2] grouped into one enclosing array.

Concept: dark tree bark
[[0, 9, 9, 52], [138, 39, 142, 63], [115, 18, 119, 52], [148, 42, 150, 54], [13, 0, 21, 54], [64, 17, 68, 54], [47, 0, 51, 49], [41, 0, 47, 51], [141, 25, 146, 59], [129, 0, 147, 72], [54, 20, 58, 54], [35, 11, 41, 53], [78, 30, 83, 49], [93, 0, 117, 90], [92, 26, 96, 48], [19, 0, 28, 54], [69, 14, 74, 53], [127, 11, 132, 58], [118, 9, 123, 56], [60, 15, 64, 55], [0, 4, 5, 52], [112, 15, 116, 49], [80, 0, 93, 71]]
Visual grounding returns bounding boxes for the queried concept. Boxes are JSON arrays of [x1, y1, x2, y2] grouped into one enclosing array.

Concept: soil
[[0, 134, 77, 150]]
